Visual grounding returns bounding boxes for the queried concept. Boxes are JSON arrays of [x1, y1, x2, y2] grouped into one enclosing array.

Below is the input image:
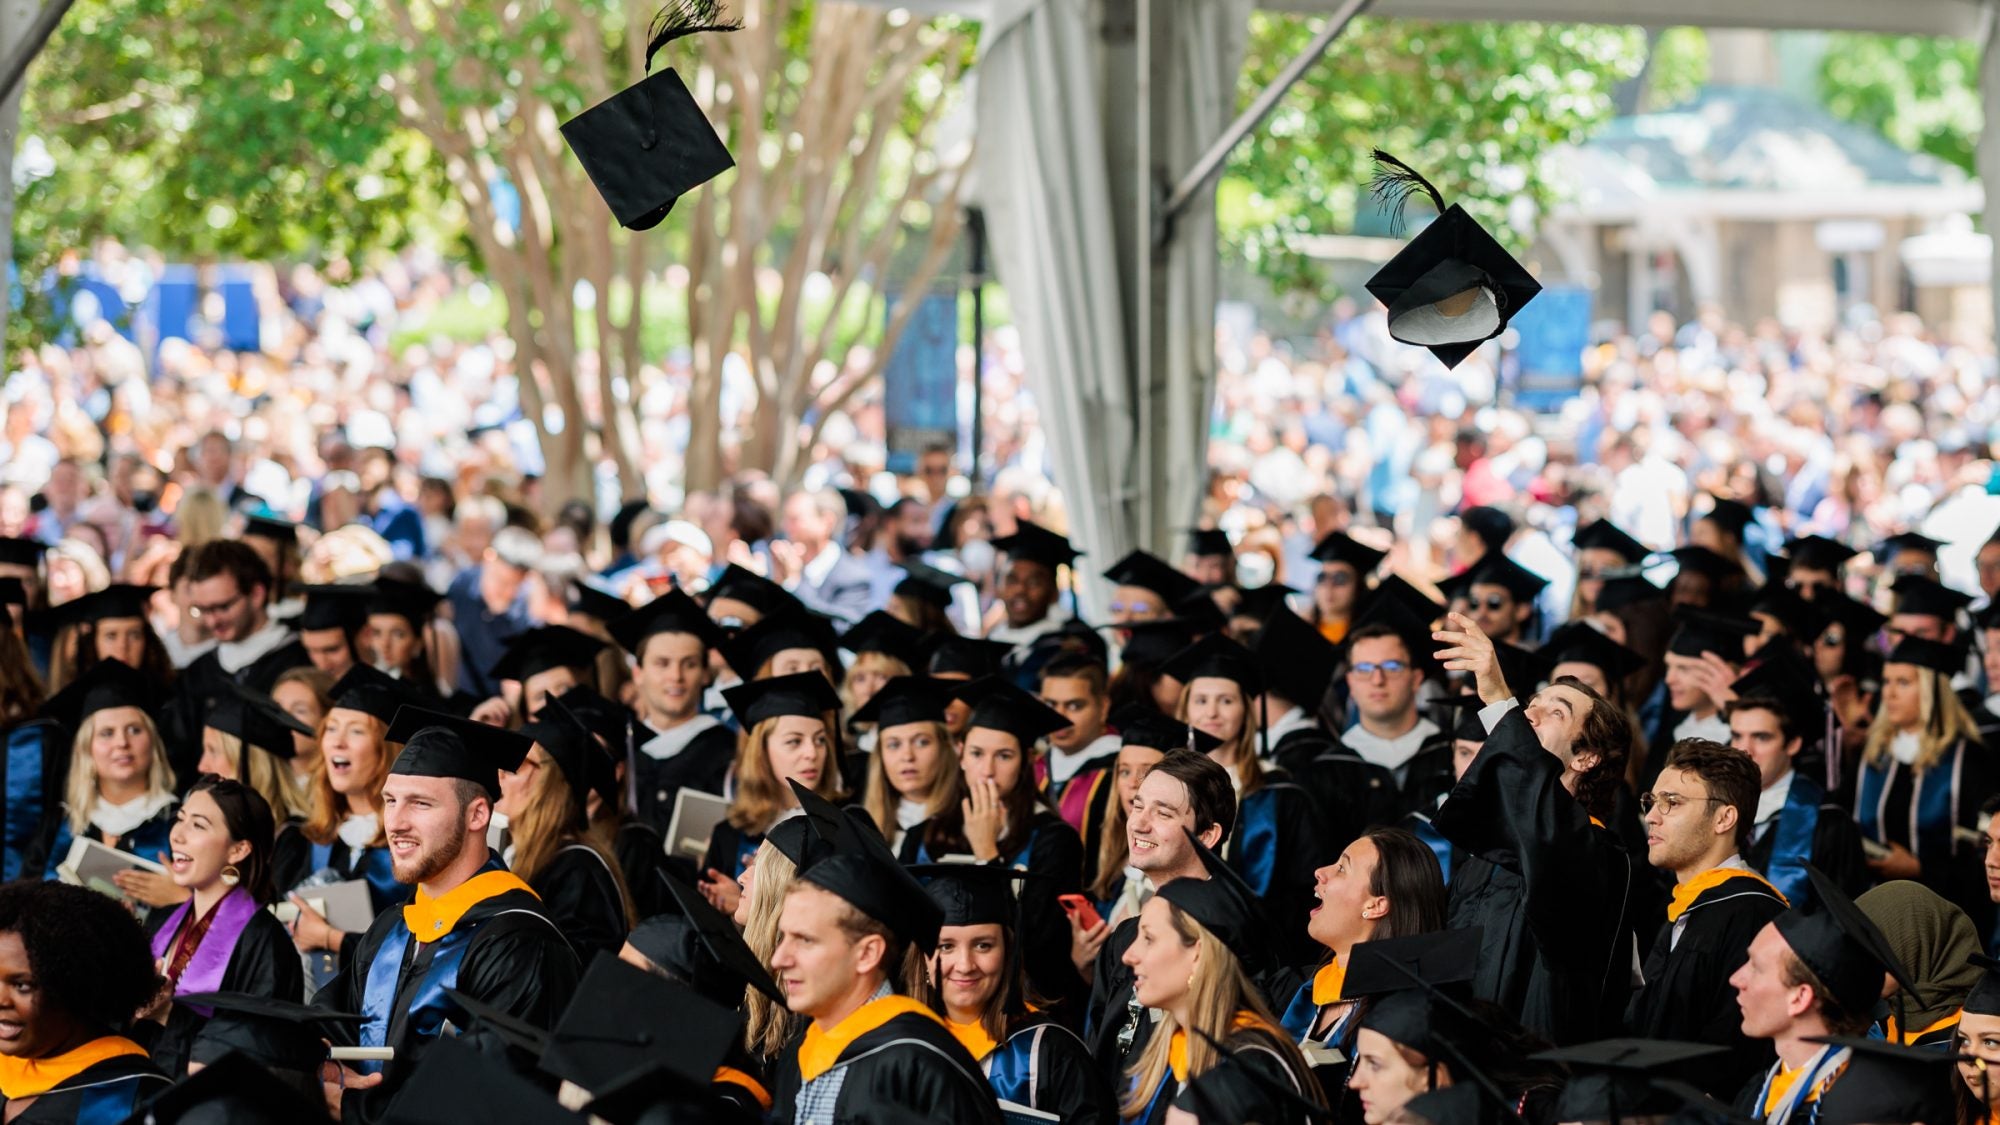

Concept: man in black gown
[[166, 540, 308, 781], [608, 588, 738, 832]]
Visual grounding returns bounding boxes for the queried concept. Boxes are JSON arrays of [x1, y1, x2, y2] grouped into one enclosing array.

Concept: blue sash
[[3, 722, 48, 881], [986, 1026, 1040, 1106], [1229, 789, 1280, 895], [1858, 745, 1963, 862], [75, 1081, 146, 1125], [1279, 981, 1318, 1041], [1764, 775, 1823, 904], [357, 868, 520, 1075]]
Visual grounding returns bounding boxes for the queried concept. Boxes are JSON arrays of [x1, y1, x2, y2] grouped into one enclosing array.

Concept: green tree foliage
[[1817, 32, 1982, 174], [1223, 17, 1649, 298]]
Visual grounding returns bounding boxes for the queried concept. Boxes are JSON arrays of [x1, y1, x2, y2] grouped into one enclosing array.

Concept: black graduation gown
[[1226, 776, 1327, 968], [979, 1014, 1116, 1125], [1086, 917, 1147, 1087], [614, 819, 675, 920], [315, 870, 581, 1124], [630, 721, 738, 835], [1743, 781, 1871, 902], [165, 639, 310, 784], [1856, 737, 1996, 936], [134, 906, 305, 1079], [1130, 1027, 1320, 1125], [1624, 870, 1787, 1097], [3, 717, 65, 881], [768, 1007, 1003, 1125], [1396, 735, 1460, 817], [527, 842, 630, 961], [0, 1046, 168, 1124], [1270, 733, 1400, 857], [1433, 706, 1638, 1046]]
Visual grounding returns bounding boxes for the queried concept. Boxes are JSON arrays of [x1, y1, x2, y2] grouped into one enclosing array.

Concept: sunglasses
[[1467, 594, 1511, 612]]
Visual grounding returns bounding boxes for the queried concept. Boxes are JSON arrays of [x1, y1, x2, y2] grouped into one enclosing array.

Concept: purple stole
[[150, 888, 260, 1012]]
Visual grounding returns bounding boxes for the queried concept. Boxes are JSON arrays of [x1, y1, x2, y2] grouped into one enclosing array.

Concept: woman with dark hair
[[0, 881, 169, 1120], [42, 585, 176, 697], [130, 774, 303, 1077], [363, 575, 447, 705], [1277, 828, 1447, 1103]]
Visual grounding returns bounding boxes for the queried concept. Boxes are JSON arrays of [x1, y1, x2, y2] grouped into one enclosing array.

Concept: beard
[[390, 816, 469, 884], [894, 534, 928, 558]]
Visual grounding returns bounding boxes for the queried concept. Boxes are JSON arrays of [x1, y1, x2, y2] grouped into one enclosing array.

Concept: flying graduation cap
[[559, 0, 739, 231], [1364, 153, 1539, 370]]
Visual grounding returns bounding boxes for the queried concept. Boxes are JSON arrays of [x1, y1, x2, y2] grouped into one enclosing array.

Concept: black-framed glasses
[[1639, 791, 1727, 815], [190, 591, 246, 619], [1349, 660, 1410, 679]]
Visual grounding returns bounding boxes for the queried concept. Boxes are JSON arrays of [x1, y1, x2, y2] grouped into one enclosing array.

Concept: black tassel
[[644, 0, 742, 72], [1368, 149, 1448, 236]]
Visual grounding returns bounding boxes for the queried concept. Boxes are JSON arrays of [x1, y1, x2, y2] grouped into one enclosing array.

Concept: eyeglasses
[[190, 591, 245, 619], [1818, 628, 1844, 647], [1638, 791, 1727, 815], [1348, 660, 1410, 679], [1470, 595, 1510, 612], [1109, 600, 1161, 615], [1317, 570, 1353, 587]]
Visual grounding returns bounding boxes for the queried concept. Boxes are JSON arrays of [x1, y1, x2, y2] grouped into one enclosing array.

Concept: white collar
[[1757, 770, 1795, 826], [1673, 711, 1731, 745], [1890, 729, 1923, 765], [1341, 717, 1439, 772], [216, 618, 294, 674], [338, 813, 381, 848], [1265, 706, 1317, 748], [1048, 732, 1120, 783], [896, 798, 929, 831], [91, 791, 172, 837], [803, 543, 842, 587], [640, 714, 723, 761]]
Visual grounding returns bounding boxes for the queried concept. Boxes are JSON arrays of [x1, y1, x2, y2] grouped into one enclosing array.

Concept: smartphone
[[1058, 894, 1102, 931]]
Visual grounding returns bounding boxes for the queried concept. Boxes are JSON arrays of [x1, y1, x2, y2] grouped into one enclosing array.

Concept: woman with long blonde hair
[[1856, 636, 1993, 906], [197, 683, 313, 827], [699, 673, 847, 915], [1118, 845, 1322, 1124], [837, 611, 925, 752], [854, 678, 961, 851], [502, 705, 635, 958], [736, 825, 815, 1065], [37, 661, 183, 913]]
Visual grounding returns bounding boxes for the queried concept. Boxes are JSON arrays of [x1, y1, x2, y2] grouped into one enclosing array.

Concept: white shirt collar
[[216, 618, 295, 674], [803, 543, 841, 587], [91, 791, 172, 837], [1048, 732, 1120, 783], [1341, 717, 1439, 772], [639, 714, 723, 761], [1265, 706, 1317, 750], [1756, 769, 1795, 827], [1673, 711, 1731, 746]]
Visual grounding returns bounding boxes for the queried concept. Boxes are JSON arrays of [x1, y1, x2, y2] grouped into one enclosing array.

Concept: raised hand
[[1433, 612, 1510, 705]]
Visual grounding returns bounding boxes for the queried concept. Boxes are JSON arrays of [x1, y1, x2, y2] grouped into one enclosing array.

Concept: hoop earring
[[220, 865, 240, 887]]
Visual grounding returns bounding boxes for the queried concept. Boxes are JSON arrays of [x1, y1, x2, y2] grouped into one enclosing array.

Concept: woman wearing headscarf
[[1858, 880, 1985, 1048]]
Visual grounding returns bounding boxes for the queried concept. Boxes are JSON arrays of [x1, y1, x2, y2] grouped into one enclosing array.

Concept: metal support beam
[[0, 0, 73, 108], [1159, 0, 1370, 234]]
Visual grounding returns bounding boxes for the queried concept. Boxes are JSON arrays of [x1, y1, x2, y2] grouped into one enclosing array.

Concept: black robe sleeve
[[1019, 1019, 1116, 1125], [1624, 893, 1783, 1097], [1018, 813, 1088, 1023], [615, 821, 675, 920], [828, 1018, 1004, 1125], [1085, 921, 1147, 1086], [531, 845, 630, 960], [142, 909, 306, 1078]]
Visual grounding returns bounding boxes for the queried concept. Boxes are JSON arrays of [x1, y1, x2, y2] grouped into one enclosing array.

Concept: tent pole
[[1159, 0, 1371, 235], [966, 206, 987, 487]]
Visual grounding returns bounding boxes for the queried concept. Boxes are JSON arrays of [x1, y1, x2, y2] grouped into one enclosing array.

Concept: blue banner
[[882, 291, 960, 475], [1510, 284, 1592, 411]]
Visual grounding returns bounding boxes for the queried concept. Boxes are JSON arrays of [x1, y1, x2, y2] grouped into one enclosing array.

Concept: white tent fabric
[[974, 0, 1249, 614]]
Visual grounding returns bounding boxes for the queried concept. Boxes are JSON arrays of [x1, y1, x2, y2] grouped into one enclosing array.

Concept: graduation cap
[[487, 624, 610, 685], [1573, 520, 1648, 564], [1773, 865, 1918, 1019], [1231, 583, 1300, 624], [1492, 643, 1552, 699], [1594, 573, 1666, 613], [379, 1038, 577, 1125], [721, 670, 842, 728], [1729, 651, 1826, 740], [1347, 593, 1443, 680], [1455, 554, 1549, 603], [951, 677, 1071, 746], [1883, 634, 1965, 676], [243, 515, 301, 545], [1427, 694, 1488, 743], [1363, 153, 1539, 369], [1169, 587, 1228, 635], [657, 870, 786, 1004], [1396, 1084, 1507, 1125], [839, 610, 930, 668], [1308, 531, 1387, 574], [1159, 634, 1264, 698], [42, 583, 154, 628], [0, 577, 22, 608], [1802, 1035, 1963, 1125], [704, 563, 800, 625], [892, 560, 967, 610], [1173, 1028, 1335, 1123], [924, 634, 1015, 679], [1535, 1039, 1730, 1123], [1104, 550, 1202, 606], [557, 1, 738, 231], [1114, 617, 1198, 673], [444, 986, 552, 1060], [1155, 829, 1273, 972], [799, 849, 945, 954], [133, 1050, 330, 1124], [1348, 928, 1484, 1056], [209, 680, 315, 761], [1814, 590, 1887, 643], [566, 579, 630, 623], [991, 520, 1081, 570], [1114, 708, 1221, 755], [179, 990, 369, 1073], [908, 862, 1031, 929], [1785, 535, 1859, 573], [541, 952, 742, 1096], [848, 676, 952, 730], [1698, 497, 1755, 538], [607, 586, 725, 656], [0, 537, 44, 568], [1251, 601, 1340, 707], [550, 685, 644, 757], [721, 609, 841, 680], [39, 658, 154, 733], [1875, 531, 1946, 565], [364, 576, 443, 626], [327, 664, 424, 725], [1891, 574, 1973, 620], [1186, 528, 1233, 560], [765, 815, 837, 874], [1668, 608, 1760, 660], [519, 694, 617, 813], [1541, 622, 1645, 683], [1964, 952, 2000, 1015], [1668, 546, 1743, 580], [295, 583, 372, 633], [384, 706, 535, 800], [1366, 573, 1447, 625], [1749, 583, 1829, 643]]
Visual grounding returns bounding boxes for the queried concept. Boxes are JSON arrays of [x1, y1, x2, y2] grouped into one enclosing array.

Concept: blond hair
[[861, 719, 960, 840], [64, 709, 177, 834], [175, 488, 228, 549], [724, 712, 848, 834], [209, 728, 310, 822], [1175, 681, 1265, 797], [1865, 662, 1982, 772], [506, 752, 637, 929], [742, 840, 803, 1060], [303, 710, 392, 847], [840, 652, 912, 716]]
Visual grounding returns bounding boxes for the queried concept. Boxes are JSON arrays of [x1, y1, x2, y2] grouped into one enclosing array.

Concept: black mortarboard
[[1186, 528, 1233, 559], [1773, 865, 1918, 1018], [1366, 573, 1447, 625], [892, 560, 966, 610], [384, 706, 534, 800], [1803, 1035, 1962, 1125], [327, 664, 424, 725], [1572, 520, 1648, 564], [520, 693, 616, 811], [1750, 583, 1829, 643], [704, 563, 800, 624], [657, 871, 786, 1004], [1155, 830, 1271, 972], [558, 6, 737, 231], [444, 987, 551, 1059], [952, 677, 1071, 745], [1891, 574, 1973, 620], [1116, 708, 1222, 756], [1815, 590, 1887, 642], [209, 679, 314, 761], [134, 1050, 329, 1124], [924, 634, 1015, 679], [765, 816, 836, 873], [1363, 153, 1540, 369], [541, 952, 740, 1095], [1669, 608, 1759, 660], [551, 686, 644, 758], [1459, 554, 1549, 602], [1458, 506, 1516, 554], [1231, 583, 1300, 624], [1875, 531, 1946, 565], [721, 670, 841, 727], [1251, 602, 1340, 707], [1167, 588, 1225, 636], [1785, 535, 1859, 572], [721, 610, 841, 680], [1730, 650, 1826, 740], [1172, 1028, 1335, 1123], [849, 676, 951, 729], [179, 990, 368, 1073], [608, 587, 725, 655], [1159, 634, 1264, 698], [1396, 1084, 1505, 1125], [379, 1039, 576, 1125], [1884, 634, 1965, 676], [363, 576, 442, 626], [1349, 929, 1484, 1056], [1103, 550, 1202, 605], [839, 610, 929, 668], [1964, 953, 2000, 1015], [0, 577, 22, 607], [1308, 531, 1387, 574], [243, 515, 301, 545], [39, 658, 154, 733], [487, 624, 610, 684], [788, 777, 896, 868], [1700, 497, 1755, 537], [909, 862, 1027, 929], [1594, 573, 1666, 613], [991, 520, 1081, 569], [296, 583, 371, 632], [566, 579, 629, 623], [799, 850, 945, 954], [1114, 617, 1198, 672], [0, 537, 44, 568], [1669, 546, 1743, 580], [43, 583, 154, 627], [1492, 643, 1552, 699], [1542, 622, 1645, 682], [1535, 1039, 1730, 1123], [1427, 694, 1488, 742]]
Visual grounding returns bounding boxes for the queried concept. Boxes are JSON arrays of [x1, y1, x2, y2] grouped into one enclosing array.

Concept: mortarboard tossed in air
[[1250, 602, 1340, 708], [383, 706, 534, 800], [838, 610, 931, 669], [1572, 519, 1649, 564], [1784, 535, 1860, 573], [1541, 622, 1645, 683], [607, 586, 726, 656], [721, 670, 842, 728], [657, 870, 786, 1004], [0, 537, 45, 568], [1883, 634, 1966, 676], [1307, 531, 1388, 575], [721, 609, 842, 680], [379, 1038, 576, 1125], [559, 0, 740, 231], [1186, 528, 1233, 560], [923, 634, 1015, 679], [950, 677, 1072, 746], [486, 624, 610, 685], [1363, 152, 1540, 369], [1890, 574, 1974, 621], [132, 1049, 330, 1124], [1103, 550, 1203, 607], [848, 675, 952, 730], [39, 658, 155, 734], [1668, 608, 1760, 660]]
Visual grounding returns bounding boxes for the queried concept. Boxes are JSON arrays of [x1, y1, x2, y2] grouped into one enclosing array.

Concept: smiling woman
[[37, 661, 180, 913]]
